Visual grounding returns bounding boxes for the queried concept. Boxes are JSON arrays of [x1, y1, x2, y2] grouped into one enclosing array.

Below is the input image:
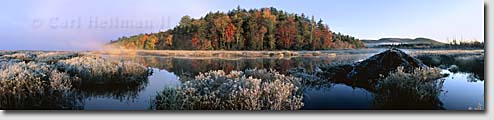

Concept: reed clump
[[152, 69, 303, 110]]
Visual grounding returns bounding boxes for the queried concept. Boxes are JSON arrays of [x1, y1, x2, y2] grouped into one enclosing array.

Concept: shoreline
[[88, 49, 347, 58], [2, 48, 484, 59], [87, 48, 483, 58]]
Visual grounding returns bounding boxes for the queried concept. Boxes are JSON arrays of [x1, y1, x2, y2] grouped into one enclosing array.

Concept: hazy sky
[[1, 0, 484, 50]]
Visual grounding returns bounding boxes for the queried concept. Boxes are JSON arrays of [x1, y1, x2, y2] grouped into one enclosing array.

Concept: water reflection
[[0, 91, 83, 110], [439, 70, 484, 110], [302, 84, 373, 110], [73, 78, 149, 101], [103, 51, 483, 110], [372, 84, 445, 110], [113, 55, 370, 78], [82, 68, 180, 110]]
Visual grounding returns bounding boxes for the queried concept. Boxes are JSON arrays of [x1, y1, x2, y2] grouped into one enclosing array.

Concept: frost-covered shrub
[[0, 51, 9, 56], [0, 62, 75, 94], [0, 60, 7, 69], [35, 52, 80, 63], [0, 51, 81, 64], [2, 52, 37, 62], [152, 69, 303, 110], [373, 66, 445, 109], [0, 52, 152, 109], [0, 61, 79, 109], [55, 56, 151, 100], [56, 56, 151, 84], [287, 67, 333, 89]]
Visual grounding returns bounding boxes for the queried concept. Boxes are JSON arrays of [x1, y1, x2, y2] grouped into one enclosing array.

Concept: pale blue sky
[[1, 0, 484, 50]]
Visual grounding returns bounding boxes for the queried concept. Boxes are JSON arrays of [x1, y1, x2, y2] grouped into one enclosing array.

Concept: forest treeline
[[373, 40, 485, 49], [110, 7, 365, 50]]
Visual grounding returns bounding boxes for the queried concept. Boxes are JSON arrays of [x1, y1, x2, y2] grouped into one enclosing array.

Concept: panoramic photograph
[[0, 0, 484, 110]]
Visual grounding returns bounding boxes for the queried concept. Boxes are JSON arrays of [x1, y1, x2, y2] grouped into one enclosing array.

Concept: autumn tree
[[213, 14, 231, 49], [144, 34, 158, 50], [138, 34, 149, 49], [231, 6, 246, 50], [318, 20, 333, 49], [276, 15, 297, 49], [191, 33, 200, 49], [262, 8, 277, 50], [225, 23, 237, 49]]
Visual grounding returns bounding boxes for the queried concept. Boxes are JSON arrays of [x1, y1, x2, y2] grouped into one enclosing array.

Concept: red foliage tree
[[139, 34, 149, 48], [276, 16, 297, 49], [320, 25, 333, 49], [225, 23, 237, 43], [191, 33, 201, 49]]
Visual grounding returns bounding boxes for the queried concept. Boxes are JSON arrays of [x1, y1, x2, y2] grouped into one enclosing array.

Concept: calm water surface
[[83, 49, 484, 110]]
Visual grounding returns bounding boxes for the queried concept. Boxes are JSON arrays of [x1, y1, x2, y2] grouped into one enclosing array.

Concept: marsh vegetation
[[152, 69, 303, 110], [0, 49, 484, 110], [373, 67, 445, 109], [0, 51, 151, 109]]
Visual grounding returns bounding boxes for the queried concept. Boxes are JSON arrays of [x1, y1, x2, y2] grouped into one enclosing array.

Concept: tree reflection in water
[[112, 54, 369, 78], [73, 77, 150, 102], [0, 91, 83, 110]]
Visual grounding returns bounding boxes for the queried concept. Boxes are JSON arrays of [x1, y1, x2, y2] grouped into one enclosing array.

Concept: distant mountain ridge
[[361, 37, 445, 47]]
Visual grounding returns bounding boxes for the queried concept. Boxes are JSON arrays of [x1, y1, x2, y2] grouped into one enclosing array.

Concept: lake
[[81, 49, 484, 110]]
